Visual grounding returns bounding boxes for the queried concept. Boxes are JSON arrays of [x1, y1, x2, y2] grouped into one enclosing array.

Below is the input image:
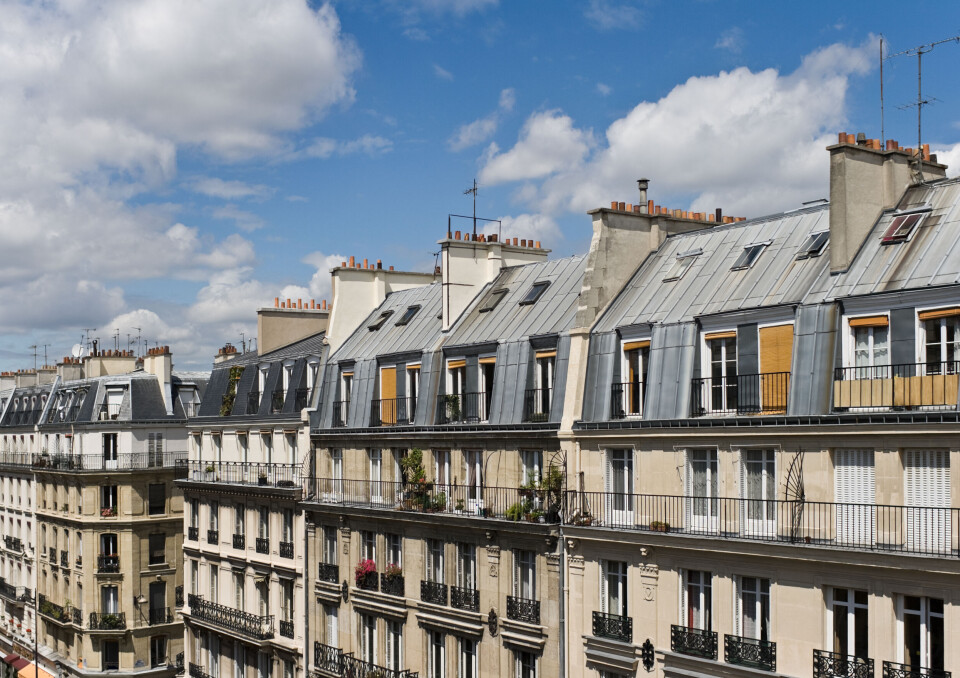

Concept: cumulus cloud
[[584, 0, 643, 30], [211, 206, 266, 233], [933, 142, 960, 178], [448, 88, 516, 151], [189, 177, 273, 200], [483, 213, 561, 244], [480, 39, 878, 217]]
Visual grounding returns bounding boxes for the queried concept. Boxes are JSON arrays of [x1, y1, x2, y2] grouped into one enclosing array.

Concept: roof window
[[881, 211, 926, 244], [662, 249, 701, 282], [519, 282, 550, 306], [731, 242, 769, 271], [368, 310, 394, 331], [395, 305, 421, 326], [795, 231, 829, 260], [479, 289, 508, 313]]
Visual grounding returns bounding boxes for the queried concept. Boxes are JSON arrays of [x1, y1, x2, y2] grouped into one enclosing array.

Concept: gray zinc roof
[[594, 205, 832, 331], [446, 254, 586, 346]]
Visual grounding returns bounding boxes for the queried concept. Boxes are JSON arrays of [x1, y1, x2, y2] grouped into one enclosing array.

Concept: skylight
[[519, 282, 550, 306], [395, 305, 421, 326], [881, 212, 925, 244], [479, 289, 508, 313], [368, 310, 394, 331], [795, 231, 829, 260], [731, 243, 768, 270], [662, 252, 700, 282]]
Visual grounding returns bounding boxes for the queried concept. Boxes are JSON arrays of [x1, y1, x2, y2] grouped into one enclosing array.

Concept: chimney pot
[[363, 258, 368, 269], [349, 255, 355, 267], [838, 132, 847, 144], [610, 201, 618, 209], [377, 259, 382, 269], [886, 139, 896, 151], [489, 234, 497, 242], [846, 134, 855, 144], [274, 297, 279, 308], [856, 132, 867, 145], [618, 202, 626, 211], [389, 265, 394, 271], [340, 261, 346, 267], [513, 237, 518, 245]]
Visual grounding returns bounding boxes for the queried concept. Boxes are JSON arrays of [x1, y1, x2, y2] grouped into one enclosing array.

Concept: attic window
[[731, 243, 769, 271], [395, 305, 421, 326], [662, 250, 701, 282], [881, 212, 925, 244], [368, 310, 394, 331], [479, 289, 508, 313], [796, 231, 829, 260], [519, 282, 550, 306]]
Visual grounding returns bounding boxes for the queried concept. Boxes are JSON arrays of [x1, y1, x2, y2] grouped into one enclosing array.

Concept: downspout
[[559, 530, 567, 678]]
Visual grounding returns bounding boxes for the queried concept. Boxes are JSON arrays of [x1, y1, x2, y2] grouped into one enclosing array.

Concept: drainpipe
[[559, 531, 567, 678]]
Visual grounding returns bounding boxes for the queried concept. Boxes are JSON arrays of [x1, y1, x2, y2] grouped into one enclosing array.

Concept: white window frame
[[897, 595, 945, 670], [463, 451, 483, 512], [736, 575, 770, 641], [359, 612, 376, 665], [918, 309, 960, 375], [600, 559, 628, 617], [513, 550, 536, 601], [681, 569, 712, 631], [701, 331, 738, 414], [740, 449, 776, 537], [604, 448, 634, 525], [426, 539, 444, 584], [458, 637, 477, 678], [369, 448, 383, 503], [843, 315, 891, 375], [827, 587, 868, 659], [685, 448, 719, 533], [429, 630, 446, 678]]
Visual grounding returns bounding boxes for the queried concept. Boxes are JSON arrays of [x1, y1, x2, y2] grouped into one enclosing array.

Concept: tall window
[[521, 451, 542, 486], [282, 508, 293, 543], [457, 543, 476, 590], [742, 450, 776, 534], [209, 501, 219, 532], [386, 620, 403, 672], [407, 366, 420, 412], [480, 357, 495, 420], [323, 526, 338, 565], [370, 449, 383, 502], [922, 313, 960, 374], [387, 534, 402, 569], [682, 570, 712, 630], [533, 351, 555, 416], [901, 596, 944, 671], [148, 483, 165, 515], [362, 531, 376, 564], [706, 333, 737, 412], [850, 317, 889, 376], [101, 584, 119, 613], [281, 579, 293, 623], [100, 485, 118, 516], [686, 449, 718, 531], [515, 651, 537, 678], [235, 504, 245, 539], [434, 450, 450, 492], [447, 360, 466, 397], [324, 605, 339, 646], [605, 449, 634, 523], [258, 507, 269, 539], [514, 550, 536, 601], [234, 572, 245, 611], [360, 613, 376, 664], [209, 565, 218, 603], [737, 576, 770, 641], [429, 631, 446, 678], [148, 533, 165, 565], [621, 341, 649, 417], [459, 638, 477, 678], [600, 560, 628, 617], [829, 588, 867, 659], [464, 451, 483, 509], [102, 640, 120, 671], [190, 560, 198, 596], [426, 540, 444, 584], [150, 636, 167, 667], [190, 499, 199, 529]]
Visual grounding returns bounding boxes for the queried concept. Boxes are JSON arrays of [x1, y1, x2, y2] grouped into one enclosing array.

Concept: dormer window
[[731, 242, 769, 271], [368, 311, 394, 331], [395, 305, 421, 326], [663, 249, 701, 282], [479, 289, 508, 313], [519, 282, 550, 306], [881, 210, 927, 244], [795, 231, 829, 260]]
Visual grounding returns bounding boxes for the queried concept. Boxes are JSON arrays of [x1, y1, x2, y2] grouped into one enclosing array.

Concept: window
[[283, 660, 294, 678], [360, 613, 376, 664], [148, 533, 165, 565], [479, 357, 495, 418], [396, 305, 421, 326], [324, 605, 339, 646], [921, 310, 960, 374], [796, 231, 829, 260], [362, 531, 376, 564], [731, 242, 768, 270], [904, 450, 951, 551], [737, 576, 770, 641], [407, 366, 421, 409], [281, 579, 293, 623], [901, 596, 944, 671], [686, 449, 718, 530], [605, 449, 634, 522], [600, 560, 628, 617], [829, 588, 867, 659], [519, 281, 550, 306], [682, 570, 712, 630], [387, 534, 402, 569], [234, 572, 245, 611], [426, 539, 444, 584], [150, 636, 167, 668], [464, 451, 483, 508], [101, 485, 118, 516], [386, 620, 403, 672], [209, 501, 219, 531], [370, 449, 383, 501], [479, 289, 508, 313], [148, 432, 164, 466], [849, 316, 890, 377], [619, 340, 649, 417], [190, 499, 199, 529], [515, 651, 536, 678], [663, 249, 701, 282], [834, 450, 876, 544], [235, 504, 245, 538], [457, 543, 476, 590], [514, 550, 536, 600], [102, 584, 119, 613], [191, 560, 198, 596], [323, 526, 338, 565], [429, 631, 446, 678], [703, 331, 737, 412], [258, 507, 269, 539], [148, 483, 165, 515], [102, 640, 120, 671], [521, 450, 542, 486], [340, 372, 353, 403], [459, 638, 477, 678], [434, 450, 451, 491], [742, 450, 776, 534], [446, 360, 466, 397], [209, 565, 218, 603], [881, 211, 925, 244], [368, 311, 394, 331], [282, 508, 293, 543]]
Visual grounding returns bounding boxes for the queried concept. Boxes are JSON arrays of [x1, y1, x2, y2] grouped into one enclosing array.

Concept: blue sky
[[1, 0, 959, 370]]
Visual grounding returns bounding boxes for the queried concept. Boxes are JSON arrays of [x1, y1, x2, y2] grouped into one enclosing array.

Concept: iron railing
[[671, 624, 718, 660], [188, 526, 199, 541], [506, 595, 540, 624], [834, 361, 960, 412], [280, 619, 294, 638], [89, 611, 127, 630], [814, 649, 874, 678], [98, 403, 122, 421], [523, 388, 551, 422], [315, 642, 344, 675], [356, 572, 378, 592], [0, 453, 33, 468], [98, 554, 120, 573], [294, 388, 311, 411], [313, 642, 420, 678], [691, 372, 791, 416], [270, 390, 285, 414], [332, 401, 349, 427], [0, 579, 30, 605], [318, 562, 339, 584], [370, 397, 416, 426], [256, 538, 270, 554], [38, 594, 71, 623], [60, 550, 69, 567], [451, 585, 479, 612], [381, 574, 404, 597], [32, 451, 186, 471], [189, 663, 212, 678], [3, 536, 22, 552], [592, 611, 632, 642], [233, 534, 245, 549], [175, 586, 184, 608], [207, 529, 219, 544], [72, 607, 82, 625], [149, 607, 172, 625], [280, 541, 294, 558], [565, 491, 959, 557], [435, 392, 489, 424], [309, 478, 563, 523], [420, 580, 447, 606], [725, 634, 776, 672], [611, 381, 646, 419], [246, 390, 261, 415], [178, 460, 302, 488], [48, 547, 56, 562], [881, 661, 950, 678], [187, 594, 273, 640], [175, 652, 184, 675]]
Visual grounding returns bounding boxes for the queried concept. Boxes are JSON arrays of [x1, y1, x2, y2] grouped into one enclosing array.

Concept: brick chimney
[[258, 300, 330, 356], [144, 346, 174, 415]]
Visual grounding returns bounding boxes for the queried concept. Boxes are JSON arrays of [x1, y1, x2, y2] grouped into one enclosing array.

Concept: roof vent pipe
[[637, 178, 649, 213]]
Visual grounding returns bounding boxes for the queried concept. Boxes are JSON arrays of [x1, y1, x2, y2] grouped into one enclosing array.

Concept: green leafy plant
[[432, 492, 447, 512], [442, 394, 461, 422], [650, 521, 670, 532], [507, 500, 532, 522], [220, 365, 244, 416], [455, 498, 465, 512], [384, 563, 402, 580]]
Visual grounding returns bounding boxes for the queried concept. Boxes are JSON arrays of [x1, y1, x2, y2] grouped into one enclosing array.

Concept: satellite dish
[[71, 344, 82, 358]]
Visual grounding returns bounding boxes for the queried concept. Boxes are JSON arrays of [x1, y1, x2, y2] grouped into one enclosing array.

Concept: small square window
[[519, 282, 550, 306], [368, 311, 394, 331], [479, 289, 508, 313], [395, 305, 421, 326], [796, 231, 829, 260], [148, 484, 165, 515], [731, 243, 768, 270], [663, 255, 697, 282], [881, 212, 925, 244], [148, 533, 165, 565]]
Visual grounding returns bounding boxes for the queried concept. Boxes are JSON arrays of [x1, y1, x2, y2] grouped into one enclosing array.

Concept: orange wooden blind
[[848, 315, 889, 327], [478, 356, 497, 365], [380, 367, 397, 401], [917, 308, 960, 321], [759, 324, 794, 374], [447, 359, 466, 369], [535, 350, 557, 359], [623, 340, 651, 351], [704, 330, 736, 340]]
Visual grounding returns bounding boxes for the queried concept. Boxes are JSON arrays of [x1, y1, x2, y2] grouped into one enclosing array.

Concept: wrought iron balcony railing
[[175, 652, 184, 675], [188, 526, 199, 541], [98, 554, 120, 573], [279, 541, 294, 558], [381, 574, 404, 597], [420, 580, 447, 606], [71, 607, 83, 626], [279, 619, 294, 638], [246, 390, 261, 415], [523, 388, 551, 422], [506, 595, 540, 624], [38, 594, 72, 623], [33, 451, 186, 471], [451, 585, 479, 612], [318, 562, 339, 584], [207, 529, 219, 544], [671, 624, 718, 660], [435, 392, 489, 424], [692, 372, 791, 416], [149, 607, 173, 625], [370, 397, 417, 426], [175, 585, 184, 608], [315, 642, 344, 675], [270, 390, 285, 414], [233, 534, 245, 549], [592, 610, 632, 642], [611, 381, 646, 419], [312, 645, 419, 678], [3, 536, 22, 552], [332, 401, 349, 427], [178, 460, 302, 488], [294, 388, 311, 411], [814, 649, 874, 678], [356, 572, 378, 592], [724, 634, 776, 672], [187, 594, 273, 640], [89, 611, 127, 630], [189, 663, 212, 678], [881, 661, 950, 678], [60, 550, 69, 568], [256, 537, 270, 554], [48, 547, 56, 562]]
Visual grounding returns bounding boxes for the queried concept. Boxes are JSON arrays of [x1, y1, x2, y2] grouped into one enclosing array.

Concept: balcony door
[[103, 432, 118, 469], [905, 450, 950, 552], [621, 340, 649, 418], [834, 450, 875, 546], [704, 333, 737, 414], [464, 451, 483, 512], [101, 585, 119, 614], [686, 449, 719, 534], [758, 324, 793, 413], [901, 596, 944, 672], [829, 588, 868, 660], [683, 570, 712, 631], [600, 560, 628, 617], [741, 450, 776, 537], [605, 449, 634, 526], [737, 576, 770, 641], [380, 367, 397, 425]]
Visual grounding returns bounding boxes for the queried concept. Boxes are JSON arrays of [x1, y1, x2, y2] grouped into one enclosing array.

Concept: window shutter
[[456, 545, 463, 587], [604, 451, 612, 525], [600, 560, 608, 613], [683, 450, 692, 531], [679, 569, 687, 626], [734, 576, 742, 636]]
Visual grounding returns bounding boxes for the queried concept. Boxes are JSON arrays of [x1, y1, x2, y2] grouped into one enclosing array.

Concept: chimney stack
[[637, 178, 649, 213]]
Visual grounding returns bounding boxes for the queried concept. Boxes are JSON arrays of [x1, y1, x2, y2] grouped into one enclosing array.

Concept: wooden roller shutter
[[759, 324, 793, 412]]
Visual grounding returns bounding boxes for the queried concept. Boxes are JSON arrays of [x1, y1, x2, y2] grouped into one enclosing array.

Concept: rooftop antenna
[[133, 327, 142, 356], [40, 344, 50, 368], [240, 331, 246, 353], [82, 328, 97, 353], [28, 344, 37, 372], [113, 328, 120, 351], [464, 179, 479, 241]]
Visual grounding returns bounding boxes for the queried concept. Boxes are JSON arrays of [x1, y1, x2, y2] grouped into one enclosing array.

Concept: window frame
[[368, 310, 394, 331], [478, 289, 508, 313], [881, 209, 928, 244], [395, 305, 421, 326], [519, 281, 550, 306], [796, 231, 829, 260], [730, 242, 769, 271], [663, 249, 701, 282]]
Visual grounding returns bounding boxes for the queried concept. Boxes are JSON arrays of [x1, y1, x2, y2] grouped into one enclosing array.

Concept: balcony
[[308, 478, 563, 524], [188, 526, 199, 541], [506, 595, 540, 624], [175, 586, 184, 608], [313, 643, 419, 678], [451, 585, 479, 612], [48, 547, 56, 562], [814, 650, 874, 678], [270, 390, 285, 414], [565, 491, 959, 558], [691, 372, 790, 416], [256, 538, 269, 554], [380, 573, 404, 597], [98, 554, 120, 573], [0, 579, 31, 606], [671, 624, 718, 660], [523, 388, 551, 422], [3, 536, 22, 552], [294, 388, 311, 411], [149, 607, 173, 625], [233, 534, 245, 549], [0, 452, 36, 468], [175, 653, 184, 675], [318, 562, 339, 584], [207, 529, 219, 544], [60, 550, 69, 568], [420, 580, 447, 606], [246, 390, 261, 415], [179, 460, 302, 488], [834, 362, 960, 412], [279, 541, 294, 558], [435, 392, 489, 424], [187, 594, 273, 640], [189, 663, 213, 678], [356, 572, 378, 592], [332, 401, 349, 427], [279, 619, 294, 638], [370, 397, 416, 426], [724, 634, 776, 672], [610, 381, 646, 419], [98, 402, 122, 421], [33, 451, 186, 472], [881, 662, 950, 678], [89, 611, 127, 631], [592, 611, 632, 643]]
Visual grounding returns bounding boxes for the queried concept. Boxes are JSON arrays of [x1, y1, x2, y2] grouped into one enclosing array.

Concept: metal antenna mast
[[28, 344, 37, 372], [82, 328, 97, 353], [464, 179, 479, 240], [40, 344, 50, 368]]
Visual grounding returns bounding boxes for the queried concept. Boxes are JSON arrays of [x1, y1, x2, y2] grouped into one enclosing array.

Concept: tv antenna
[[28, 344, 37, 372], [240, 332, 246, 353], [39, 344, 50, 368], [112, 328, 120, 351], [133, 327, 142, 356], [881, 34, 960, 180], [464, 178, 479, 241], [82, 328, 97, 353]]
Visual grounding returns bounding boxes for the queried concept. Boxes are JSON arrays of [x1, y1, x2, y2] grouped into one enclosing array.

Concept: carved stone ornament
[[487, 609, 498, 637]]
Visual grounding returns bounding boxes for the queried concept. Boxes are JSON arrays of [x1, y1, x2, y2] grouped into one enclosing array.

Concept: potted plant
[[507, 500, 532, 522], [650, 520, 670, 533], [354, 559, 377, 588], [454, 498, 465, 514], [258, 470, 268, 486], [432, 492, 447, 512], [384, 563, 402, 581]]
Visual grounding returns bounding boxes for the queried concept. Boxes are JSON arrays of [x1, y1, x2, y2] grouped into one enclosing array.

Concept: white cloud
[[933, 142, 960, 178], [480, 39, 878, 217], [211, 205, 266, 232], [305, 134, 394, 158], [478, 110, 594, 184], [715, 27, 744, 54], [433, 64, 454, 81], [499, 88, 516, 111], [189, 177, 273, 200], [584, 0, 643, 31], [483, 213, 561, 245], [448, 88, 516, 151], [596, 83, 612, 96]]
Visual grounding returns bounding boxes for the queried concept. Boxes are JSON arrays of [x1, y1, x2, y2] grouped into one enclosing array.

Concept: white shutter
[[683, 450, 691, 531], [679, 569, 687, 626], [835, 450, 876, 545], [734, 576, 742, 636], [600, 560, 608, 613], [905, 450, 951, 551], [604, 451, 612, 525]]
